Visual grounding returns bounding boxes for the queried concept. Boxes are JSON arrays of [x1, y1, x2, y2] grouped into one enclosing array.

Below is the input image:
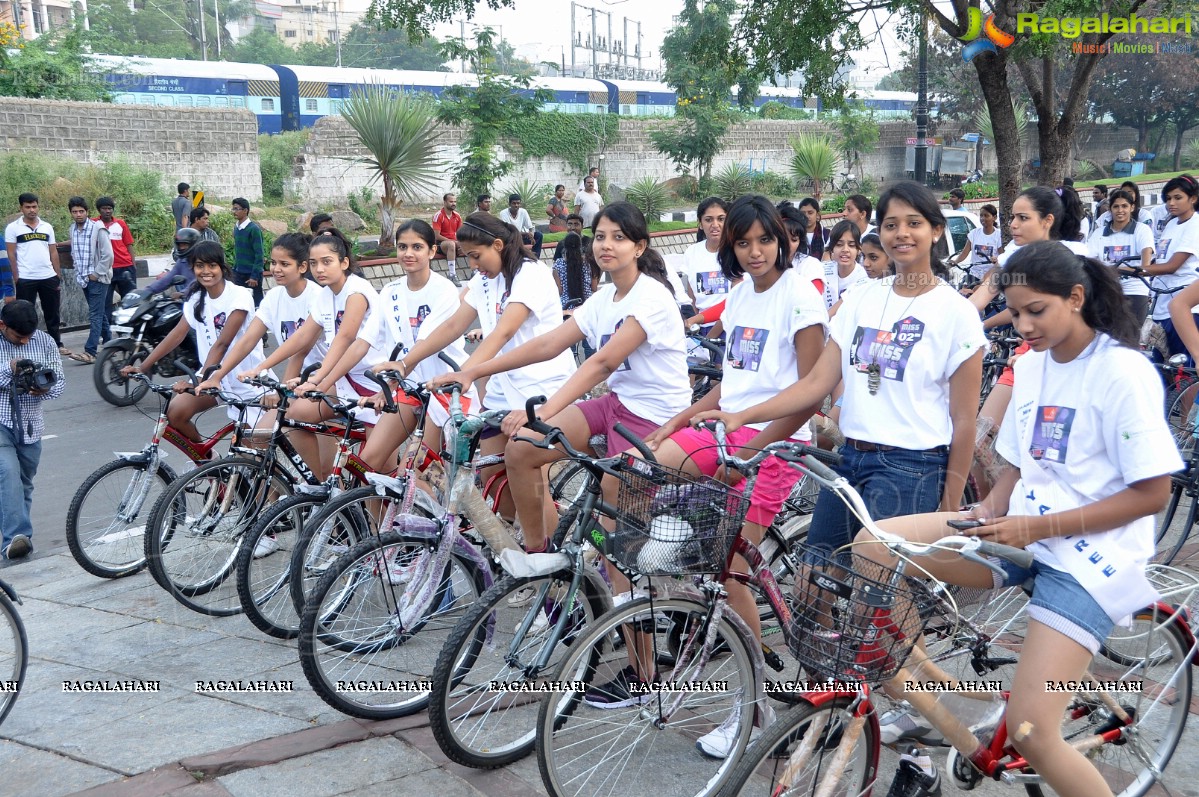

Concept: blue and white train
[[91, 55, 918, 134]]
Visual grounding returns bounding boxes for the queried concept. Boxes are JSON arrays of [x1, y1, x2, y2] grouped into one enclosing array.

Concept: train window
[[305, 99, 317, 112], [230, 97, 245, 108], [176, 95, 193, 107], [261, 98, 275, 111], [213, 96, 228, 107], [195, 96, 211, 107]]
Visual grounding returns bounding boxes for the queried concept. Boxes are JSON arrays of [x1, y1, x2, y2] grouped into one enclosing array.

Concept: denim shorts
[[994, 557, 1114, 654]]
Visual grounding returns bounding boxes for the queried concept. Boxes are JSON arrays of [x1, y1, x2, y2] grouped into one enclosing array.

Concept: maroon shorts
[[576, 392, 662, 453]]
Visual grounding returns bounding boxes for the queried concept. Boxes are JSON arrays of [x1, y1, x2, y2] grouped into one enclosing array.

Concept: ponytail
[[636, 247, 672, 292], [999, 241, 1140, 348], [310, 228, 361, 276], [1056, 185, 1086, 242], [561, 232, 588, 302]]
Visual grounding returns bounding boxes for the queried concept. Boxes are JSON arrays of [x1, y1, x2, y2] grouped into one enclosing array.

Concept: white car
[[934, 208, 984, 286]]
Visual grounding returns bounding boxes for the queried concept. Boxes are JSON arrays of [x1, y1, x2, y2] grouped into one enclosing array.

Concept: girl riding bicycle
[[681, 197, 733, 334], [1147, 174, 1199, 364], [123, 241, 264, 443], [862, 240, 1182, 797], [1089, 188, 1154, 327]]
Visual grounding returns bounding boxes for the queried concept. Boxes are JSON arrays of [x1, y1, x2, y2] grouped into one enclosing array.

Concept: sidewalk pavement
[[0, 549, 551, 797]]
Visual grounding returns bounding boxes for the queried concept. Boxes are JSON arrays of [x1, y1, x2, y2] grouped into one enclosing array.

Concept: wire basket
[[787, 549, 940, 687], [610, 457, 750, 576]]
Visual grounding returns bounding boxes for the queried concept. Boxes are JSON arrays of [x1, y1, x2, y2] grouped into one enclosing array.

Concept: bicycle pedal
[[1096, 707, 1135, 742], [762, 643, 785, 672]]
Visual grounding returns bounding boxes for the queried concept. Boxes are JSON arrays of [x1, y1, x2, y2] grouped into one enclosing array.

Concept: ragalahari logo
[[959, 7, 1016, 62]]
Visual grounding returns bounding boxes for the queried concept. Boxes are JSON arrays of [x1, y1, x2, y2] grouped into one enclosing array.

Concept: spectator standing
[[0, 299, 65, 560], [1092, 184, 1109, 221], [231, 197, 264, 306], [547, 184, 569, 231], [172, 182, 191, 230], [308, 213, 335, 234], [574, 177, 604, 228], [498, 194, 544, 259], [946, 188, 965, 210], [95, 197, 136, 322], [5, 193, 69, 356], [66, 197, 113, 364], [0, 240, 11, 305], [844, 194, 875, 236], [190, 206, 220, 245], [576, 165, 600, 192], [432, 192, 464, 284], [476, 194, 493, 214]]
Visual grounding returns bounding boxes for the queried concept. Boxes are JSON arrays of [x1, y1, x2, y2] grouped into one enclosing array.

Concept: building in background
[[0, 0, 86, 39]]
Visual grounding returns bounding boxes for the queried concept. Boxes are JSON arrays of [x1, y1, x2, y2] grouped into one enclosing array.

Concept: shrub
[[751, 170, 794, 197], [499, 178, 554, 212], [714, 163, 754, 201], [259, 131, 310, 203], [789, 133, 837, 198], [626, 177, 670, 221], [758, 101, 814, 120]]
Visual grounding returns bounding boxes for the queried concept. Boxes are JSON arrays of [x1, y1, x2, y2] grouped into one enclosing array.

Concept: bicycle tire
[[297, 528, 488, 720], [146, 456, 293, 616], [715, 696, 879, 797], [0, 588, 28, 728], [429, 569, 607, 768], [66, 458, 177, 579], [1025, 606, 1192, 797], [536, 595, 758, 797], [235, 492, 325, 639], [1165, 383, 1197, 453], [1154, 482, 1195, 566], [1155, 478, 1186, 545]]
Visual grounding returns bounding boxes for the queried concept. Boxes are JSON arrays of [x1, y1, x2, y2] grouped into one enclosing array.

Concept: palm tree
[[788, 133, 837, 200], [339, 84, 441, 250]]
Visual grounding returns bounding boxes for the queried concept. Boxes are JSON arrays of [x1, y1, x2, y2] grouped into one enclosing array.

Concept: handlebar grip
[[613, 423, 657, 464], [524, 395, 554, 435], [175, 359, 199, 384], [363, 369, 397, 413], [975, 540, 1035, 570], [800, 453, 841, 483], [201, 364, 220, 380], [438, 352, 462, 372], [301, 361, 322, 382]]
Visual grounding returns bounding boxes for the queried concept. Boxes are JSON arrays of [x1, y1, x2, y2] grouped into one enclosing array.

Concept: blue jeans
[[84, 280, 112, 356], [0, 422, 40, 551], [106, 267, 137, 324], [806, 444, 948, 557]]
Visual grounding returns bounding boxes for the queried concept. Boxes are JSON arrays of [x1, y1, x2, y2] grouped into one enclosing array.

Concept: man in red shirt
[[94, 196, 135, 324], [431, 192, 463, 285]]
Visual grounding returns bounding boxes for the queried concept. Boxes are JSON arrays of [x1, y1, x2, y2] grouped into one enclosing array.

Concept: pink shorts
[[670, 425, 804, 527], [576, 392, 662, 452]]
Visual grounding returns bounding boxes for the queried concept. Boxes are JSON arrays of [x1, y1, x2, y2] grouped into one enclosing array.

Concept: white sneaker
[[388, 550, 428, 586], [507, 585, 537, 607], [879, 702, 945, 746], [253, 535, 280, 559], [696, 702, 774, 759]]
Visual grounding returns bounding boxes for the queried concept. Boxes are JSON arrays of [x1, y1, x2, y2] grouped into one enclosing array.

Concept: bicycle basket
[[610, 457, 749, 577], [788, 549, 938, 687]]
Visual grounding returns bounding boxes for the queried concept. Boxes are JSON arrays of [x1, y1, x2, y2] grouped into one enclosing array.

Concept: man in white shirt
[[576, 166, 600, 193], [574, 177, 605, 228], [4, 193, 69, 356], [497, 194, 543, 259]]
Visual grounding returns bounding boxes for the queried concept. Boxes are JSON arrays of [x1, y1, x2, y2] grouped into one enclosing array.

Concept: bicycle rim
[[0, 590, 28, 727], [1154, 483, 1196, 566], [289, 486, 386, 615], [430, 571, 604, 768], [1025, 608, 1192, 797], [67, 459, 174, 578], [298, 530, 486, 719], [537, 596, 757, 797], [716, 697, 879, 797], [236, 493, 324, 639]]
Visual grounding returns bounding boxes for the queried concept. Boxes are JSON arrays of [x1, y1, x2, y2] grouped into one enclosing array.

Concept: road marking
[[42, 435, 58, 440]]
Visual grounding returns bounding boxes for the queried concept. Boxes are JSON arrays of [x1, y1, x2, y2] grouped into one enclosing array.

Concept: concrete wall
[[285, 115, 1160, 206], [0, 98, 263, 201]]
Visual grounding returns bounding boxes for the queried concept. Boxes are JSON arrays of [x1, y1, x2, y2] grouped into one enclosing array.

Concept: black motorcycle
[[93, 276, 201, 406]]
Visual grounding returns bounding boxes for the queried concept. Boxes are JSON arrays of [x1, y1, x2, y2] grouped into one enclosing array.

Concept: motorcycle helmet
[[173, 227, 201, 260]]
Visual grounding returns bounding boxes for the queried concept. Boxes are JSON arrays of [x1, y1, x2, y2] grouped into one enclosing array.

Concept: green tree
[[224, 27, 299, 65], [436, 28, 549, 201], [339, 85, 442, 249], [0, 26, 109, 101], [339, 24, 447, 70], [85, 0, 251, 60], [833, 102, 879, 178]]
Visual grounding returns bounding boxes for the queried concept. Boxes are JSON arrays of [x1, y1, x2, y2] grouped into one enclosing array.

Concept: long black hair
[[185, 241, 231, 323], [777, 203, 811, 259], [558, 231, 597, 303], [798, 197, 825, 258], [271, 232, 314, 281], [395, 218, 437, 249], [591, 202, 672, 292], [1104, 190, 1138, 233], [309, 227, 361, 276], [1018, 186, 1065, 240], [718, 194, 791, 280], [1056, 185, 1086, 242], [999, 240, 1139, 348], [1162, 174, 1199, 212], [695, 196, 730, 243], [457, 211, 531, 286], [874, 181, 951, 280]]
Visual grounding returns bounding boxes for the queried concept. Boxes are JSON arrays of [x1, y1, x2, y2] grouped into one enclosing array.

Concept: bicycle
[[1155, 416, 1199, 565], [717, 457, 1198, 797], [0, 576, 27, 729], [831, 171, 861, 193], [66, 366, 236, 579], [686, 331, 724, 405]]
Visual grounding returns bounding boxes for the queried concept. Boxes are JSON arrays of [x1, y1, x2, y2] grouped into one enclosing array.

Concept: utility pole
[[570, 2, 576, 76], [196, 0, 207, 60], [606, 11, 612, 72], [914, 10, 929, 184], [213, 0, 220, 58], [636, 22, 642, 76], [460, 20, 467, 72], [590, 7, 596, 78], [623, 17, 628, 70], [331, 0, 341, 67]]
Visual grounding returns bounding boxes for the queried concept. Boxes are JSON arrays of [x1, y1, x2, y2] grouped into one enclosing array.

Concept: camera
[[12, 359, 57, 394]]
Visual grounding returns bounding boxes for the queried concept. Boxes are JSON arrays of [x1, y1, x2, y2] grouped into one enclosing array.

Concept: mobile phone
[[946, 518, 982, 531]]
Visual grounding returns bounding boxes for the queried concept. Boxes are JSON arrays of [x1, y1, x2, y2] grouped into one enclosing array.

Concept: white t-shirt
[[309, 273, 388, 395], [1151, 205, 1173, 243], [681, 242, 731, 312], [831, 277, 987, 450], [837, 263, 869, 296], [720, 269, 829, 439], [185, 283, 264, 419], [997, 335, 1183, 622], [574, 191, 604, 227], [497, 207, 535, 235], [819, 259, 839, 309], [373, 273, 470, 385], [1089, 222, 1154, 298], [462, 260, 575, 411], [572, 274, 690, 424], [255, 281, 322, 365], [793, 255, 827, 299], [1151, 215, 1199, 320], [965, 227, 1003, 279], [5, 218, 56, 279]]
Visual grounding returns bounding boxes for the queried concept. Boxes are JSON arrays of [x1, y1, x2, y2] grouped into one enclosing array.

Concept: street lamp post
[[914, 9, 928, 184]]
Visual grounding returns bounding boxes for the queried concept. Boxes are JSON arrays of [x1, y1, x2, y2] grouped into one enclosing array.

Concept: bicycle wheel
[[1164, 378, 1198, 452], [289, 485, 411, 615], [146, 456, 292, 616], [236, 493, 324, 639], [429, 570, 607, 768], [66, 458, 177, 579], [298, 528, 489, 720], [1025, 606, 1192, 797], [716, 696, 878, 797], [0, 588, 28, 728], [1154, 481, 1196, 566], [537, 596, 758, 797]]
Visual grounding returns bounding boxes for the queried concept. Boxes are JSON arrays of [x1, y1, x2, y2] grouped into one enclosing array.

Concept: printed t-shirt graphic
[[973, 243, 995, 261], [334, 309, 345, 331], [849, 315, 925, 383], [727, 326, 769, 371], [213, 312, 228, 331], [695, 270, 730, 296], [1102, 244, 1130, 263], [598, 318, 631, 372], [411, 304, 431, 335], [279, 319, 303, 340], [1030, 405, 1074, 463]]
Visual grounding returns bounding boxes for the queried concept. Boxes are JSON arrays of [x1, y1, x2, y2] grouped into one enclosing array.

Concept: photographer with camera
[[0, 300, 64, 560]]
